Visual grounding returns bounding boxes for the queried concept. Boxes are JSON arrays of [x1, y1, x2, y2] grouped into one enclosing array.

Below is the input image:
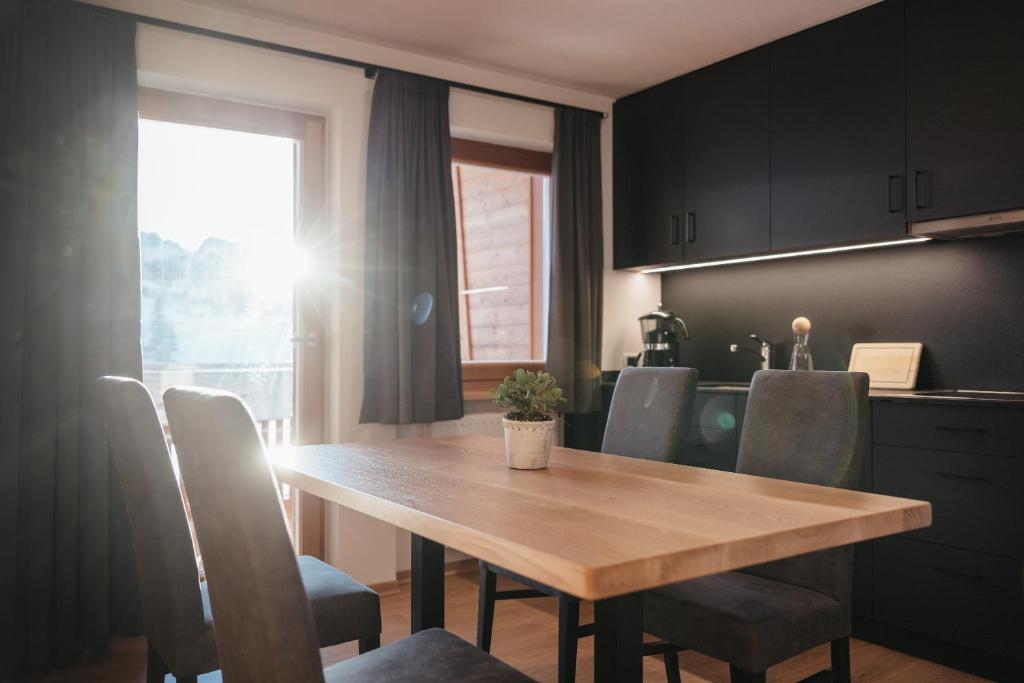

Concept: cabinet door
[[875, 537, 1024, 659], [612, 79, 684, 268], [682, 48, 770, 263], [907, 0, 1024, 221], [874, 445, 1024, 559], [771, 0, 907, 250]]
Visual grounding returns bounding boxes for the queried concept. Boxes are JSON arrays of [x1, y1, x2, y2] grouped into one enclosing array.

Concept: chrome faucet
[[730, 334, 772, 371]]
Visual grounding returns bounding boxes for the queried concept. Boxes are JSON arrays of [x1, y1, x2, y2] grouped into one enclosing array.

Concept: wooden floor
[[28, 570, 986, 682]]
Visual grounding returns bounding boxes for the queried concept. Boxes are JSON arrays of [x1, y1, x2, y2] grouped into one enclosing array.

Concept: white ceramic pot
[[502, 417, 556, 470]]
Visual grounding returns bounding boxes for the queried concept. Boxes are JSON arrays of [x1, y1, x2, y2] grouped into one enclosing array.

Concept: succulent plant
[[490, 369, 565, 422]]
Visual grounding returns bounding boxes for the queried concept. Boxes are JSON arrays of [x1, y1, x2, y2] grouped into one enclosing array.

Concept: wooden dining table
[[269, 434, 930, 682]]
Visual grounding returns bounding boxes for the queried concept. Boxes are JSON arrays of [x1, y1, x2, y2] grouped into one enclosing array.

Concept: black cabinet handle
[[914, 170, 932, 209], [935, 566, 988, 582], [691, 442, 709, 450], [888, 175, 905, 213], [685, 212, 696, 243], [934, 425, 989, 435], [670, 215, 680, 245], [934, 471, 987, 483]]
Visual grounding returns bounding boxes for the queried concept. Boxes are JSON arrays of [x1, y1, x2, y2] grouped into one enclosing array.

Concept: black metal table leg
[[410, 533, 445, 632], [593, 592, 643, 683]]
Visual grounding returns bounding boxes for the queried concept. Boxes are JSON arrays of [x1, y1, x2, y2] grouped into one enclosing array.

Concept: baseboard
[[368, 579, 402, 597], [395, 557, 479, 585]]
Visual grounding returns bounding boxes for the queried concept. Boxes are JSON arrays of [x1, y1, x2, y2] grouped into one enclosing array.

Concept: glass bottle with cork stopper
[[789, 316, 814, 371]]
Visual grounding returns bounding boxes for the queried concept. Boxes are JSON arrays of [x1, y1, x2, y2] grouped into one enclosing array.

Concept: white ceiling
[[187, 0, 880, 98]]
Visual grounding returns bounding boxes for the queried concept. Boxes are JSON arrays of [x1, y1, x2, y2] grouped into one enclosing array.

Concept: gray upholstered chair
[[644, 369, 870, 683], [478, 367, 699, 683], [97, 377, 382, 683], [164, 385, 532, 683]]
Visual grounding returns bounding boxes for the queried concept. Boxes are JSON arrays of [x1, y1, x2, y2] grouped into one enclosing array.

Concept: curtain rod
[[89, 4, 608, 118]]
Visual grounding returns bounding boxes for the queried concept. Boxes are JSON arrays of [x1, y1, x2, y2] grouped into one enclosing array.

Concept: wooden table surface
[[270, 435, 930, 601]]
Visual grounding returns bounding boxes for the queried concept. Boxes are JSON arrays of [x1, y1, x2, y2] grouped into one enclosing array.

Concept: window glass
[[453, 163, 549, 361]]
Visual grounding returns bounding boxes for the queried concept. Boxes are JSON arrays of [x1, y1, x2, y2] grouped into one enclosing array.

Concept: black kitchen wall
[[660, 234, 1024, 391]]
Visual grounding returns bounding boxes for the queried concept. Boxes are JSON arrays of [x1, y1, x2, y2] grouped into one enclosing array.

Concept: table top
[[270, 435, 930, 600]]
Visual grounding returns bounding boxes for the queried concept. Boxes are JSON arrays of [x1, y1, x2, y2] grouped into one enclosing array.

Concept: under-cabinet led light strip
[[639, 237, 932, 274]]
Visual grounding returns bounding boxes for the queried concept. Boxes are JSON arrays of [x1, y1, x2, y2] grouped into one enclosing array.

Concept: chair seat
[[644, 570, 847, 673], [197, 555, 381, 670], [297, 555, 382, 646], [324, 628, 533, 682]]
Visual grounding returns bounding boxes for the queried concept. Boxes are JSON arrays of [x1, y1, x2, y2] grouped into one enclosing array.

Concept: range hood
[[909, 208, 1024, 239]]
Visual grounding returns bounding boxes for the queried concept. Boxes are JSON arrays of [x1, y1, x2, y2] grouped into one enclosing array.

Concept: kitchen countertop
[[698, 381, 1024, 406], [599, 372, 1024, 407]]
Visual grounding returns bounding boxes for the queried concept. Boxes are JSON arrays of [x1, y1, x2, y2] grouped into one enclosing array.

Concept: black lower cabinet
[[854, 401, 1024, 681], [563, 380, 615, 452]]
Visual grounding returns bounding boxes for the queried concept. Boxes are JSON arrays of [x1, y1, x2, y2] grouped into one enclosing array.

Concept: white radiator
[[397, 411, 562, 444], [429, 412, 504, 438]]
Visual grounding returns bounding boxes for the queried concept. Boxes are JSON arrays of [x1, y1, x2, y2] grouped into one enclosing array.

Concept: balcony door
[[137, 88, 326, 557]]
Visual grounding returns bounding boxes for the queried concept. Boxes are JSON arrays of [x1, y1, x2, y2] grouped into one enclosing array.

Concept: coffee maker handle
[[674, 317, 690, 341]]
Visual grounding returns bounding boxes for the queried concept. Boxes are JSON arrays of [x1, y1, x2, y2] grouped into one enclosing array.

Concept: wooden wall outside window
[[450, 139, 551, 400]]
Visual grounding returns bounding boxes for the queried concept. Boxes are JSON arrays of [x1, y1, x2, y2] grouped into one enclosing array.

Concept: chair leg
[[358, 635, 381, 654], [557, 595, 580, 683], [477, 563, 498, 652], [662, 648, 681, 683], [729, 664, 766, 683], [831, 637, 851, 683], [146, 643, 170, 683]]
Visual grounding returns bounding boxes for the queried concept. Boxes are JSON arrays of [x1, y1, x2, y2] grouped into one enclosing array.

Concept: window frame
[[450, 138, 552, 400], [138, 88, 327, 558]]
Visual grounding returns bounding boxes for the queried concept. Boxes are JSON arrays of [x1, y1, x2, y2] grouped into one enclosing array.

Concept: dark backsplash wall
[[660, 233, 1024, 391]]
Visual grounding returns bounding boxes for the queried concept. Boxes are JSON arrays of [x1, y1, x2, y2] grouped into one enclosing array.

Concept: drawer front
[[873, 402, 1024, 458], [874, 445, 1024, 558], [874, 537, 1024, 658], [693, 392, 739, 430], [684, 426, 737, 471]]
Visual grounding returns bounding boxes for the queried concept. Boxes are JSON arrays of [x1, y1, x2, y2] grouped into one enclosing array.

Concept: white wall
[[88, 0, 660, 585]]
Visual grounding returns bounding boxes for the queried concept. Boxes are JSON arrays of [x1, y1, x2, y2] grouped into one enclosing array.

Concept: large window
[[451, 139, 551, 397], [138, 116, 297, 426], [137, 88, 327, 556]]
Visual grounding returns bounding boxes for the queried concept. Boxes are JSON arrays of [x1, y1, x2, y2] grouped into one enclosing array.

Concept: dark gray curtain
[[546, 108, 605, 413], [1, 0, 143, 673], [360, 70, 464, 425]]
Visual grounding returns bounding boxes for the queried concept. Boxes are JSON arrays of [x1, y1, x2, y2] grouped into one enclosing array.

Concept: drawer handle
[[934, 471, 987, 483], [935, 566, 988, 582], [934, 426, 989, 435], [691, 442, 708, 450]]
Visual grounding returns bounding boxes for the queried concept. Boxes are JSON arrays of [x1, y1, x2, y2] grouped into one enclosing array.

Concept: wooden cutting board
[[848, 342, 923, 389]]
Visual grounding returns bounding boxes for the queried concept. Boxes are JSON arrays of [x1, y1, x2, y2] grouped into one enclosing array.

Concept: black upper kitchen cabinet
[[771, 0, 907, 251], [612, 78, 684, 269], [682, 47, 770, 263], [907, 0, 1024, 222]]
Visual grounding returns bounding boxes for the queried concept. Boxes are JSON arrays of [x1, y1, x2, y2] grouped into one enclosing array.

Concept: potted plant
[[490, 368, 565, 470]]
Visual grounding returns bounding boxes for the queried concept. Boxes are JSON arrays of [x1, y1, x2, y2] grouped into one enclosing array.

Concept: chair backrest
[[97, 376, 207, 673], [601, 367, 699, 463], [164, 386, 324, 683], [736, 369, 870, 607]]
